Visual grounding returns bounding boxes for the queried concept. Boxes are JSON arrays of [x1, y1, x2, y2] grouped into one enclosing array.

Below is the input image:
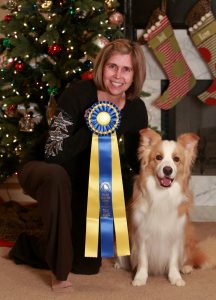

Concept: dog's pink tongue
[[160, 177, 172, 187]]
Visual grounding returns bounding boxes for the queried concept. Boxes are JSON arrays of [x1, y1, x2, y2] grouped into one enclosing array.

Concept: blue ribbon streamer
[[99, 135, 114, 257]]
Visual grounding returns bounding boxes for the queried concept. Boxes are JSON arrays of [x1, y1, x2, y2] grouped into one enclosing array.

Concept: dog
[[117, 128, 216, 287]]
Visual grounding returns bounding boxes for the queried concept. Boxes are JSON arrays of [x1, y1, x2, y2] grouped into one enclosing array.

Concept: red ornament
[[15, 62, 25, 72], [108, 12, 124, 26], [48, 44, 62, 55], [81, 70, 94, 80], [6, 104, 17, 117], [4, 15, 12, 22]]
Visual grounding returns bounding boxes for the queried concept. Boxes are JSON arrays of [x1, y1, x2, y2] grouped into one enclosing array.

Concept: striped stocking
[[186, 0, 216, 105], [143, 11, 196, 110]]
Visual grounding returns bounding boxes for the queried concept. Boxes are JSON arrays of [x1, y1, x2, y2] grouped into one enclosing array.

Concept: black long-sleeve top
[[22, 79, 148, 201]]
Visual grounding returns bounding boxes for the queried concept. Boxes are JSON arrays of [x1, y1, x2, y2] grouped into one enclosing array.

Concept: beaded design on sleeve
[[45, 110, 73, 157]]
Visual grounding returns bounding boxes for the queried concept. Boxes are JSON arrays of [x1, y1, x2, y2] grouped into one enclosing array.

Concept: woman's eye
[[122, 66, 132, 73], [173, 156, 180, 162], [155, 154, 163, 161], [107, 63, 116, 70]]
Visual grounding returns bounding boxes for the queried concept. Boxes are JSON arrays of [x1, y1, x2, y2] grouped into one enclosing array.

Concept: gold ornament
[[46, 94, 57, 126], [6, 0, 17, 10], [37, 0, 52, 10], [19, 112, 35, 132], [105, 0, 115, 10]]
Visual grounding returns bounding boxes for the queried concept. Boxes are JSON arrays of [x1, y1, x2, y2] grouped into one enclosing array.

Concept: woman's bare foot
[[51, 276, 73, 292]]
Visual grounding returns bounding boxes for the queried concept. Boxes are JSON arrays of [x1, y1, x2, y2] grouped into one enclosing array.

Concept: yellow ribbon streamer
[[111, 133, 130, 256], [85, 134, 99, 257]]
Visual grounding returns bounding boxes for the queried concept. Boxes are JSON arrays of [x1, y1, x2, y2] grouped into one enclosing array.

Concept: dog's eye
[[156, 154, 163, 161], [173, 156, 180, 162]]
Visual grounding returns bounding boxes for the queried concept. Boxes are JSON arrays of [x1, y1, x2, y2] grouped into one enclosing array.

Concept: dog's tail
[[196, 236, 216, 269]]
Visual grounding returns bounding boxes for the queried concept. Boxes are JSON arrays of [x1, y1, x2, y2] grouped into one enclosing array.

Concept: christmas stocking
[[186, 0, 216, 105], [143, 7, 196, 110]]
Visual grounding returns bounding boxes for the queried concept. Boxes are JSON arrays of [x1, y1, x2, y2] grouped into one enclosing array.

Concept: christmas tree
[[0, 0, 124, 183]]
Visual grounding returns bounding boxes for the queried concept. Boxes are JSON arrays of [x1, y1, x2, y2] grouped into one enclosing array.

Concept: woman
[[15, 39, 148, 291]]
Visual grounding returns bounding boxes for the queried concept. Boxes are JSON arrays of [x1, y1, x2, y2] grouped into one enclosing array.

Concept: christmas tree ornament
[[104, 0, 115, 11], [93, 36, 109, 49], [48, 44, 62, 55], [83, 59, 93, 70], [143, 1, 196, 110], [6, 0, 17, 10], [186, 0, 216, 105], [19, 112, 35, 132], [0, 54, 10, 69], [76, 8, 88, 19], [3, 37, 12, 49], [4, 15, 13, 22], [46, 93, 57, 126], [5, 104, 17, 117], [14, 144, 22, 156], [15, 61, 25, 72], [108, 12, 124, 26], [81, 69, 94, 80], [37, 0, 52, 11], [85, 101, 130, 258]]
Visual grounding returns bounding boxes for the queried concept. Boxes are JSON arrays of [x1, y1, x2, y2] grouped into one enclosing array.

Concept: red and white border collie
[[117, 128, 216, 287]]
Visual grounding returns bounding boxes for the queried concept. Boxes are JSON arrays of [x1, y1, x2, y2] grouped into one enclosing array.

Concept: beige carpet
[[0, 222, 216, 300]]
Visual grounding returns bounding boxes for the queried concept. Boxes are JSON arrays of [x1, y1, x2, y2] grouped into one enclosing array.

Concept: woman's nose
[[114, 67, 121, 78]]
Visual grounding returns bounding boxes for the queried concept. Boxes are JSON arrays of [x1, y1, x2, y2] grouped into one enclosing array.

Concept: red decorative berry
[[4, 15, 12, 22], [6, 104, 17, 117], [81, 70, 94, 80], [48, 44, 62, 55], [15, 62, 25, 72]]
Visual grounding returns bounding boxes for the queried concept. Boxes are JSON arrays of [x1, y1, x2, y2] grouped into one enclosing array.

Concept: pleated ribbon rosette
[[85, 101, 130, 257]]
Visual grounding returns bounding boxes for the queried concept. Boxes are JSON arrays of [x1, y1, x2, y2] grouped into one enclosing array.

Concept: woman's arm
[[45, 82, 94, 165]]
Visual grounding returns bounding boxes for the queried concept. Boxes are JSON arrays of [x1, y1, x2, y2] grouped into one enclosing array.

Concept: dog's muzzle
[[157, 166, 174, 188]]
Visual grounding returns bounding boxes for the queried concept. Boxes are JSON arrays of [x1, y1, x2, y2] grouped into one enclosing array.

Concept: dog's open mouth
[[157, 176, 174, 188]]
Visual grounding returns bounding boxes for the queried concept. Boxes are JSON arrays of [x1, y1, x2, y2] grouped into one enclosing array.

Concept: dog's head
[[138, 128, 199, 188]]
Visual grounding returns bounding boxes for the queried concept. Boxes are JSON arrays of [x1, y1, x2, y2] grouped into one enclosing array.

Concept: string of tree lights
[[0, 0, 124, 183]]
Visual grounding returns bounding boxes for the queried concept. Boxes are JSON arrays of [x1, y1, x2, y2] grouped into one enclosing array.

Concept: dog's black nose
[[163, 166, 173, 176]]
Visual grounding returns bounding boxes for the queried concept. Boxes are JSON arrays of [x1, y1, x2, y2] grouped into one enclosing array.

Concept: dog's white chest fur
[[131, 177, 186, 275]]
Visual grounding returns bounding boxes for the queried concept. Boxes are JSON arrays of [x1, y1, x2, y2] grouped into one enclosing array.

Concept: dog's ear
[[138, 129, 162, 164], [177, 133, 199, 152], [139, 128, 161, 148], [177, 133, 200, 167]]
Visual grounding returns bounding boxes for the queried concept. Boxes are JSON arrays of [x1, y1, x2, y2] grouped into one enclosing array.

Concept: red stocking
[[186, 0, 216, 105]]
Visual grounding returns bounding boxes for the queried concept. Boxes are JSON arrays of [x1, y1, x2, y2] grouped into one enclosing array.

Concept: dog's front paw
[[170, 277, 186, 287], [181, 265, 193, 274], [132, 272, 148, 287], [132, 278, 147, 287]]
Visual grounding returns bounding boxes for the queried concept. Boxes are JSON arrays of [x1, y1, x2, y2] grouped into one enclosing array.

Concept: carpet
[[0, 223, 216, 300]]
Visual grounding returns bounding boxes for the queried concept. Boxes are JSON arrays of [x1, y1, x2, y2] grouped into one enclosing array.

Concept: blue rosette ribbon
[[85, 101, 130, 257]]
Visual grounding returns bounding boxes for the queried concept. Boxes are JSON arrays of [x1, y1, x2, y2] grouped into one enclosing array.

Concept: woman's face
[[102, 52, 134, 98]]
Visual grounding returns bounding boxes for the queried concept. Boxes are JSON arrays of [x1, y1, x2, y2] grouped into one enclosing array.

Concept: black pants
[[17, 161, 101, 280]]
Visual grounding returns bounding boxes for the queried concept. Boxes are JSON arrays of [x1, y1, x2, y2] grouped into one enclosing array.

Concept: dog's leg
[[168, 243, 186, 287], [132, 242, 148, 286], [114, 256, 130, 270]]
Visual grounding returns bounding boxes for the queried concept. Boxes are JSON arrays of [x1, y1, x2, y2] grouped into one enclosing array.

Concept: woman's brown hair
[[93, 39, 146, 100]]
